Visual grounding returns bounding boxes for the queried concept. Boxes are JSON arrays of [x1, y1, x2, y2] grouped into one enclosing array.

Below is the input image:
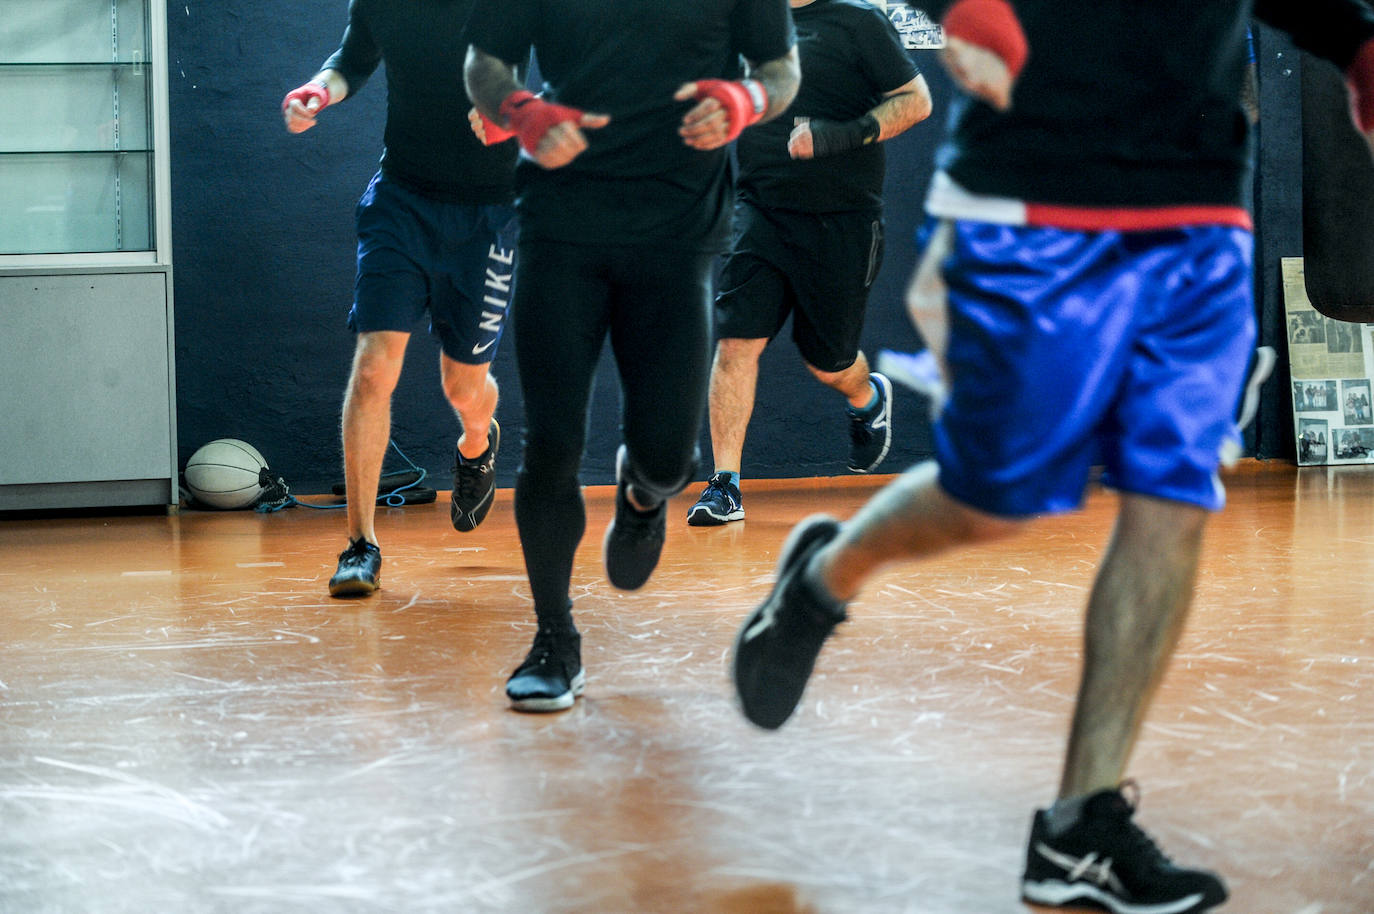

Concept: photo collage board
[[1283, 257, 1374, 465]]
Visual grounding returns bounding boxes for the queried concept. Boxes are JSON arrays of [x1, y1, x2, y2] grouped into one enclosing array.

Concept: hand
[[1347, 39, 1374, 161], [940, 36, 1015, 111], [282, 81, 330, 134], [468, 106, 515, 146], [500, 91, 610, 169], [787, 118, 815, 159], [939, 0, 1028, 112], [674, 80, 764, 150]]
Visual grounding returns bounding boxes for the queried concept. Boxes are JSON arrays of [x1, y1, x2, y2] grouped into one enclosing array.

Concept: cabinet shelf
[[0, 61, 155, 68], [2, 149, 153, 156]]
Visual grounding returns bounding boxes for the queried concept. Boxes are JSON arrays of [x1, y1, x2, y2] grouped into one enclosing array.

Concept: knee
[[520, 432, 586, 488], [946, 498, 1025, 546], [622, 444, 699, 503], [444, 368, 495, 413], [349, 347, 404, 400]]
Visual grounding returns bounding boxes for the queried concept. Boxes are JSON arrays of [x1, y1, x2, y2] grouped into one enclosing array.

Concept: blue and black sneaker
[[687, 472, 744, 526]]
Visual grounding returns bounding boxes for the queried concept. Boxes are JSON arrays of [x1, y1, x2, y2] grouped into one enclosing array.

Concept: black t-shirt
[[928, 0, 1374, 209], [736, 0, 917, 213], [466, 0, 795, 249], [323, 0, 516, 204]]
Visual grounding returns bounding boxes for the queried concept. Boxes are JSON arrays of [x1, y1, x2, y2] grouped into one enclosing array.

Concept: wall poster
[[1283, 257, 1374, 465]]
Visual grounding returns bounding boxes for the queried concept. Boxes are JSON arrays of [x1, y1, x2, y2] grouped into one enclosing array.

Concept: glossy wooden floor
[[1, 459, 1371, 913]]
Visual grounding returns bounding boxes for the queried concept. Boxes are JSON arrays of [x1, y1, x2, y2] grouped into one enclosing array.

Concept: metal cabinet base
[[0, 268, 177, 511]]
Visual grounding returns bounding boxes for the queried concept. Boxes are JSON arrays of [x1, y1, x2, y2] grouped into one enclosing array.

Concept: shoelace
[[1112, 780, 1174, 871], [454, 457, 491, 501], [517, 628, 572, 675], [707, 476, 735, 501], [340, 538, 375, 563]]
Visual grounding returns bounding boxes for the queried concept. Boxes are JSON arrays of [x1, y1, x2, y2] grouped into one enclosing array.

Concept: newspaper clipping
[[1283, 257, 1374, 465], [871, 1, 944, 49]]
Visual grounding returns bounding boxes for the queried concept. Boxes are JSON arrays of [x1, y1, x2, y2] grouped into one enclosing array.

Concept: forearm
[[744, 47, 800, 125], [464, 47, 524, 123], [871, 75, 933, 141]]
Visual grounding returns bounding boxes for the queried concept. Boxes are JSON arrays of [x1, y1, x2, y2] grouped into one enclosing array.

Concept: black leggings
[[511, 239, 714, 626]]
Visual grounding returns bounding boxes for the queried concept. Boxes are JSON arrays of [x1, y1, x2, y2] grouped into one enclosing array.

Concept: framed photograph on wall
[[1282, 257, 1374, 465]]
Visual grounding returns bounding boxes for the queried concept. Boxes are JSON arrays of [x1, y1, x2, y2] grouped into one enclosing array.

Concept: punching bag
[[1302, 58, 1374, 321]]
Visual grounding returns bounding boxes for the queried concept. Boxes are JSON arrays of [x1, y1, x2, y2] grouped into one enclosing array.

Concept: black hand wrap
[[808, 114, 881, 157]]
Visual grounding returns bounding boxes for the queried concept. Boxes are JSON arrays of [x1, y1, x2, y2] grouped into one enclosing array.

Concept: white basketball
[[184, 438, 270, 509]]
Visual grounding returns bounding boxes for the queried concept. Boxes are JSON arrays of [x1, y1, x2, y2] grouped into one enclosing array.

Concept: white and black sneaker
[[1022, 783, 1228, 914], [687, 473, 744, 526], [847, 372, 893, 473], [506, 626, 585, 712], [451, 419, 500, 532]]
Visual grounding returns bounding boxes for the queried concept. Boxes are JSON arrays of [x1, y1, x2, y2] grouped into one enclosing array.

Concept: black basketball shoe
[[506, 626, 585, 712], [687, 473, 744, 526], [328, 537, 381, 598], [603, 445, 666, 590], [1021, 783, 1228, 914], [732, 514, 846, 729], [451, 419, 500, 532], [847, 372, 893, 473]]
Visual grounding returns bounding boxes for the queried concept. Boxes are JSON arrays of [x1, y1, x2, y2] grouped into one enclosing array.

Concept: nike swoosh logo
[[471, 339, 496, 355]]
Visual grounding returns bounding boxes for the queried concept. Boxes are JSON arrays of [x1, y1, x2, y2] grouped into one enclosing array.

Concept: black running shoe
[[328, 537, 381, 597], [506, 626, 585, 712], [603, 445, 666, 590], [687, 473, 744, 526], [847, 372, 893, 473], [451, 419, 500, 532], [732, 515, 845, 729], [1021, 783, 1228, 914]]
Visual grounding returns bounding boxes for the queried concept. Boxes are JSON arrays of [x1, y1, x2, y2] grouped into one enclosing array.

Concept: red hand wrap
[[500, 89, 587, 155], [475, 108, 516, 145], [282, 81, 330, 113], [1346, 36, 1374, 133], [941, 0, 1029, 82], [692, 79, 766, 143]]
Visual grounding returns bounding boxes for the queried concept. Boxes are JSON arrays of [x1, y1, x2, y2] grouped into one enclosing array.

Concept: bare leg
[[807, 350, 876, 409], [342, 331, 409, 546], [440, 353, 499, 460], [1058, 493, 1208, 798], [814, 460, 1023, 601], [706, 337, 768, 475]]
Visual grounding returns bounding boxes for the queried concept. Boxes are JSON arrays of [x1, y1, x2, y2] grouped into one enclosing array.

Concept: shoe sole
[[508, 669, 587, 713], [451, 420, 500, 532], [687, 503, 744, 526], [328, 576, 379, 598], [849, 372, 893, 473], [1023, 879, 1210, 914]]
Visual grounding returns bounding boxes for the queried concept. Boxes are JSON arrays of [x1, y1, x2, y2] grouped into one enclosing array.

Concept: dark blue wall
[[167, 1, 951, 494], [167, 4, 1294, 496]]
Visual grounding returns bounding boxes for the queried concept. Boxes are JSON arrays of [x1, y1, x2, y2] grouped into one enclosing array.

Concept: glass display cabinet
[[0, 0, 178, 510]]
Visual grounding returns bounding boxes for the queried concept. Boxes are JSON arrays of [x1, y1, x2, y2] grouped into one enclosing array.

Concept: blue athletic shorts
[[932, 219, 1255, 517], [349, 171, 518, 365]]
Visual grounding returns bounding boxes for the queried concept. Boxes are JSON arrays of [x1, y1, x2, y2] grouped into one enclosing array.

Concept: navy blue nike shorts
[[349, 171, 518, 365], [933, 219, 1255, 517]]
